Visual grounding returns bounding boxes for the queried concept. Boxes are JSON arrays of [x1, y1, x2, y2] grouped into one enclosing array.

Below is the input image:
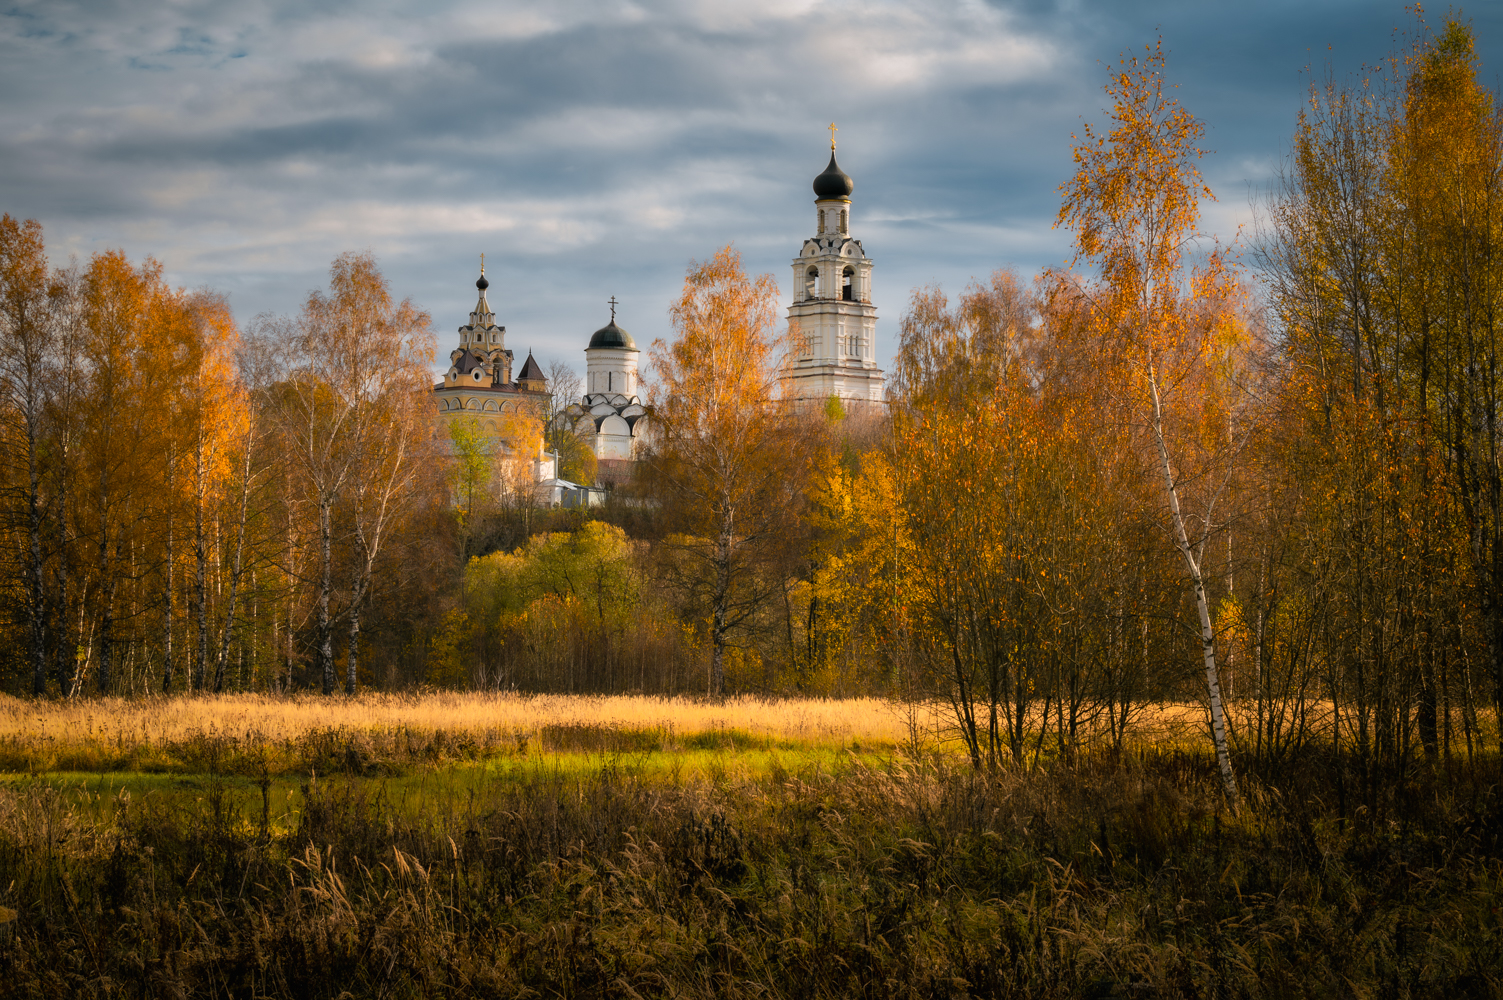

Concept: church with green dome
[[552, 299, 648, 485]]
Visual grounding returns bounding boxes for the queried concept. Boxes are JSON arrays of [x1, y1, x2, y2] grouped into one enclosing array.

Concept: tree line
[[1, 11, 1498, 786], [0, 244, 455, 696], [625, 14, 1503, 799]]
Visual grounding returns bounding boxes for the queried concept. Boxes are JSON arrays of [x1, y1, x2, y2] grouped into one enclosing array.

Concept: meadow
[[0, 693, 1498, 998], [0, 691, 1230, 774], [0, 692, 919, 765]]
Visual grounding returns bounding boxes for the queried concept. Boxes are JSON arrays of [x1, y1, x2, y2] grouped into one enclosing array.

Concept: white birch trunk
[[193, 437, 207, 692], [1148, 363, 1240, 809], [318, 494, 334, 695], [214, 431, 254, 691]]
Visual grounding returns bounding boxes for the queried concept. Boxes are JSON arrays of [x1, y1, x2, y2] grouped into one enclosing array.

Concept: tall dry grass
[[0, 691, 1245, 749], [0, 742, 1498, 998], [0, 691, 912, 749], [0, 693, 1500, 996], [3, 692, 1493, 782], [0, 692, 940, 776]]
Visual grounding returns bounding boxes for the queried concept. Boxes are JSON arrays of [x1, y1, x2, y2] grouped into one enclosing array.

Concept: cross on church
[[828, 122, 837, 149], [608, 296, 618, 322], [479, 252, 484, 274]]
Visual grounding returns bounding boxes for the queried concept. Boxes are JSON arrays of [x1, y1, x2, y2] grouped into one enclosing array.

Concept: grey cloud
[[3, 0, 1500, 380]]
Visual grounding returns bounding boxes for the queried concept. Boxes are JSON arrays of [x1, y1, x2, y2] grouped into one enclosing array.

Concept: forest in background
[[1, 14, 1501, 789]]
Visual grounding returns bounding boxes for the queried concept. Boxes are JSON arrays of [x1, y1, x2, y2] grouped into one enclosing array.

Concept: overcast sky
[[4, 0, 1500, 381]]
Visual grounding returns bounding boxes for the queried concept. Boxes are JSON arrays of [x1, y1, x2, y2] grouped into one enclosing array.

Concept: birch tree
[[268, 270, 364, 694], [341, 282, 432, 695], [177, 294, 239, 690], [0, 216, 56, 694], [76, 251, 169, 694], [211, 327, 270, 693], [267, 252, 431, 694], [1260, 15, 1503, 770], [1395, 21, 1503, 751], [1057, 38, 1248, 807], [645, 246, 801, 695]]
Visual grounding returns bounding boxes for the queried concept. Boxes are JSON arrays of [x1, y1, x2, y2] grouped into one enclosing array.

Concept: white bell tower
[[781, 128, 883, 404]]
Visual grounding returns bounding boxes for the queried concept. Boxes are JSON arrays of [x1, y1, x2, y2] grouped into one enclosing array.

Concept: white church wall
[[596, 414, 634, 460]]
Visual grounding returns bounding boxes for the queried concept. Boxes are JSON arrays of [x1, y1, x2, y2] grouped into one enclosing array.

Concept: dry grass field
[[0, 691, 1232, 777], [4, 689, 1486, 777], [0, 693, 1498, 998], [0, 692, 929, 779], [0, 691, 915, 751]]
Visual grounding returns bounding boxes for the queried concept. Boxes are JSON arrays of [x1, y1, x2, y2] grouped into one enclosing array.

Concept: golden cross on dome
[[828, 122, 837, 150], [479, 252, 485, 275], [608, 295, 618, 322]]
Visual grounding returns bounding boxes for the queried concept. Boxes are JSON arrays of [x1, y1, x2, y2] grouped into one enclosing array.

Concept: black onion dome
[[813, 151, 853, 200], [588, 319, 637, 351], [476, 272, 490, 291]]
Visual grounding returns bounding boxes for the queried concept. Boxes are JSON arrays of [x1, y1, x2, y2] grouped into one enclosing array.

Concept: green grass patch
[[0, 737, 897, 840], [0, 718, 901, 783]]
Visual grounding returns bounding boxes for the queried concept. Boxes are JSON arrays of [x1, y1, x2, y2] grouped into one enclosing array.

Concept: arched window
[[805, 267, 818, 300], [840, 208, 848, 234], [842, 266, 854, 302]]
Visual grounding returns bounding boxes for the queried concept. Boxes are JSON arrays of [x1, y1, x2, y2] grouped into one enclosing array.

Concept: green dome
[[588, 319, 637, 351]]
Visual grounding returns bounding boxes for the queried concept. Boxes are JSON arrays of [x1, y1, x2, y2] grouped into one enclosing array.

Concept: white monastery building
[[553, 299, 649, 483], [435, 138, 885, 490]]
